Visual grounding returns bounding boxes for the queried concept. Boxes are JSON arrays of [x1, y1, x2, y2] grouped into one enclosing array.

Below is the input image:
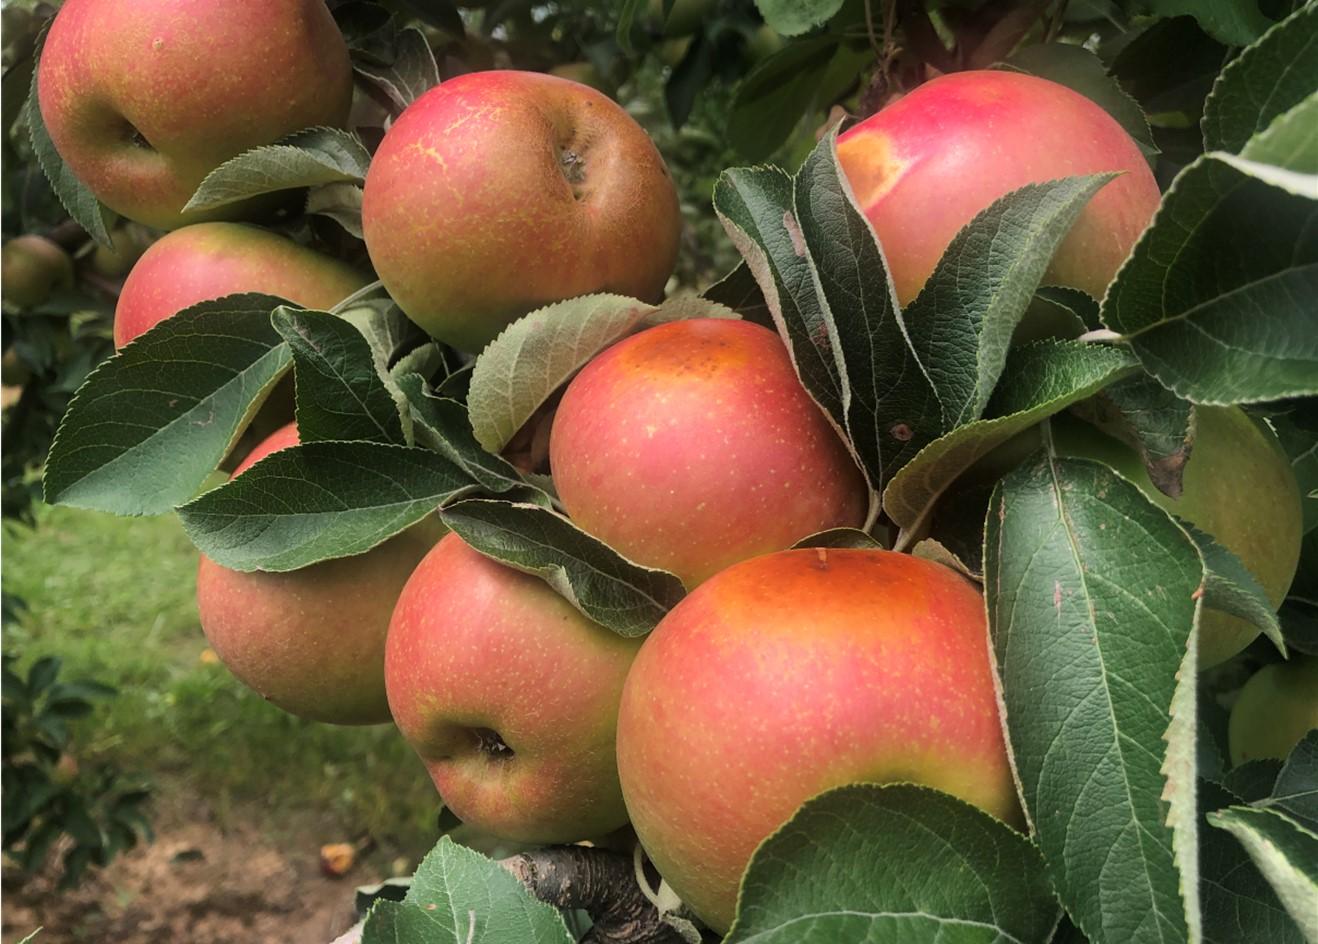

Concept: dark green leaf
[[353, 26, 440, 113], [1199, 778, 1303, 944], [27, 656, 59, 695], [27, 24, 113, 247], [903, 174, 1115, 428], [1207, 806, 1318, 938], [701, 263, 771, 328], [1101, 153, 1318, 405], [883, 340, 1138, 534], [440, 500, 685, 637], [183, 128, 371, 213], [1143, 0, 1274, 47], [1222, 760, 1284, 802], [1182, 522, 1285, 653], [1089, 374, 1196, 499], [726, 784, 1059, 943], [43, 295, 292, 515], [1262, 731, 1318, 832], [305, 182, 364, 238], [665, 30, 715, 130], [790, 527, 884, 549], [1269, 411, 1318, 535], [178, 441, 468, 572], [986, 454, 1202, 943], [272, 307, 405, 444], [1201, 5, 1318, 153]]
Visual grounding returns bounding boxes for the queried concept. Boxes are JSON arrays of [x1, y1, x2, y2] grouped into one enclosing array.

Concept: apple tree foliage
[[6, 0, 1318, 939]]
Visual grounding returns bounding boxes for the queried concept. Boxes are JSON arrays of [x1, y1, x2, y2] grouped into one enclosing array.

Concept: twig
[[501, 846, 689, 944]]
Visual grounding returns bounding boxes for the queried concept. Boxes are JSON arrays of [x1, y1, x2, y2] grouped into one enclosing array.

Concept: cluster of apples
[[33, 0, 1310, 935]]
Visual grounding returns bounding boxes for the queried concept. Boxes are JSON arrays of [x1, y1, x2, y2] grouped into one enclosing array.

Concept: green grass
[[3, 504, 440, 857]]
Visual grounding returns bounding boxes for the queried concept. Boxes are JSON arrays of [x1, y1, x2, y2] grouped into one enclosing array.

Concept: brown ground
[[1, 798, 379, 944]]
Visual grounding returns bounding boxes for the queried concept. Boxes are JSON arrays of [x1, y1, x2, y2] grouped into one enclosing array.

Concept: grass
[[2, 503, 440, 859]]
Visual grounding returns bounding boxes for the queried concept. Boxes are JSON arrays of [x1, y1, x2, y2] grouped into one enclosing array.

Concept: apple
[[1050, 408, 1302, 668], [2, 235, 73, 308], [385, 533, 643, 843], [549, 317, 868, 588], [37, 0, 353, 230], [836, 70, 1160, 305], [616, 547, 1021, 931], [90, 224, 154, 279], [196, 424, 442, 725], [1228, 657, 1318, 766], [361, 70, 682, 353], [113, 222, 369, 348]]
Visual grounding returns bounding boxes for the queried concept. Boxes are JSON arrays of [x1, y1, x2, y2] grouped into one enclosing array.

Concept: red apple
[[549, 317, 868, 587], [196, 424, 442, 725], [37, 0, 353, 230], [616, 547, 1021, 931], [361, 70, 682, 352], [114, 223, 369, 348], [836, 70, 1160, 304], [385, 533, 642, 843]]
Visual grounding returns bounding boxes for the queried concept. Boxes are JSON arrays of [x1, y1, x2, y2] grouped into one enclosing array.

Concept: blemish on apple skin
[[152, 37, 163, 51]]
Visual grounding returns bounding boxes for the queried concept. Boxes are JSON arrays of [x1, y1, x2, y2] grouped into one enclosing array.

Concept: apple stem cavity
[[500, 845, 689, 944], [472, 726, 515, 759]]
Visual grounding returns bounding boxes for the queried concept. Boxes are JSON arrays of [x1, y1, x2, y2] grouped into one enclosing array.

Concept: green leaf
[[903, 174, 1115, 428], [43, 295, 292, 516], [790, 527, 884, 549], [27, 24, 113, 247], [791, 132, 937, 491], [439, 500, 685, 637], [1199, 779, 1303, 944], [305, 182, 364, 238], [615, 0, 644, 57], [1202, 4, 1318, 153], [467, 294, 658, 454], [882, 340, 1139, 533], [701, 263, 770, 328], [728, 39, 869, 161], [726, 784, 1059, 943], [182, 127, 371, 213], [27, 656, 59, 694], [712, 165, 849, 441], [361, 836, 572, 944], [986, 453, 1204, 943], [1262, 731, 1318, 832], [1270, 411, 1318, 535], [1223, 760, 1285, 803], [1005, 43, 1157, 160], [394, 373, 529, 497], [1207, 806, 1318, 939], [753, 0, 844, 37], [1212, 91, 1318, 195], [1088, 375, 1196, 499], [353, 26, 440, 113], [271, 307, 405, 445], [178, 441, 469, 572], [1181, 522, 1285, 653], [1101, 152, 1318, 405], [1143, 0, 1274, 47]]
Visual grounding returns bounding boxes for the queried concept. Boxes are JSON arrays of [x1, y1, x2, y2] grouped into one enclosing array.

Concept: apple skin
[[1228, 658, 1318, 766], [1, 235, 74, 308], [1050, 408, 1302, 668], [37, 0, 353, 230], [361, 70, 681, 353], [836, 70, 1160, 305], [385, 533, 643, 843], [196, 424, 443, 726], [617, 548, 1021, 932], [550, 318, 868, 588], [113, 223, 368, 348]]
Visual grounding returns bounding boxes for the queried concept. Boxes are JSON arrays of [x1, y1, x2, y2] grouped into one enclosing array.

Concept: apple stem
[[500, 846, 696, 944]]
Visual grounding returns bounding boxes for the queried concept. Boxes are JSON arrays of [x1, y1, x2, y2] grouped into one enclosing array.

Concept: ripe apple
[[196, 424, 442, 725], [37, 0, 353, 230], [2, 235, 73, 308], [1228, 657, 1318, 766], [836, 70, 1160, 305], [550, 317, 868, 588], [1050, 408, 1302, 668], [361, 70, 682, 352], [385, 533, 643, 843], [616, 547, 1021, 931], [113, 222, 368, 348]]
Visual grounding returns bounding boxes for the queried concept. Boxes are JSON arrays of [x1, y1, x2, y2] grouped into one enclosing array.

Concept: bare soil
[[2, 799, 377, 944]]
